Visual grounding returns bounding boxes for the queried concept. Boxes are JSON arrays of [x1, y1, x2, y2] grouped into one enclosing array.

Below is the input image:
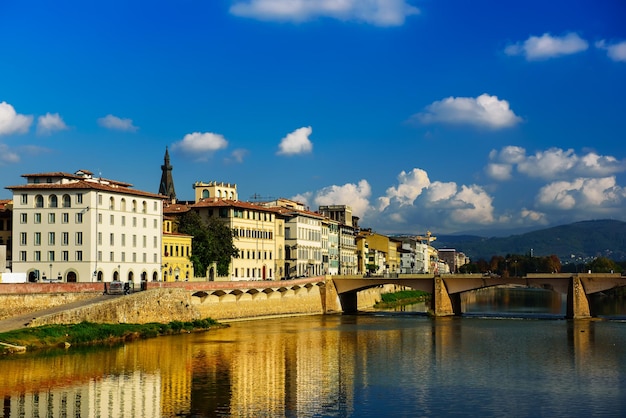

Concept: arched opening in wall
[[142, 271, 147, 281], [164, 272, 168, 282], [49, 195, 58, 208], [262, 265, 266, 280], [209, 267, 215, 281], [35, 195, 44, 208], [97, 271, 103, 281], [152, 271, 158, 281], [113, 271, 119, 281], [67, 271, 77, 282], [28, 270, 38, 282], [128, 271, 134, 282], [62, 194, 71, 208], [202, 189, 209, 199]]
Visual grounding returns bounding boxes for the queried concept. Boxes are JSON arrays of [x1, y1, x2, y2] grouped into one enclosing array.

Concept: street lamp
[[49, 263, 52, 280]]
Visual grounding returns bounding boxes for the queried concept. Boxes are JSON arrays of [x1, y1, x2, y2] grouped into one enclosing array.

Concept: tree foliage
[[178, 211, 239, 277]]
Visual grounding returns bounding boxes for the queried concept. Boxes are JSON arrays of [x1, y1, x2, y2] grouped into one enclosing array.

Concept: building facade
[[162, 217, 194, 281], [7, 170, 164, 283]]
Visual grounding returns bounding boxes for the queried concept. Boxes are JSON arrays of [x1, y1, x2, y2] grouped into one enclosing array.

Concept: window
[[20, 232, 27, 246], [62, 213, 69, 223], [110, 233, 114, 246], [34, 251, 41, 261], [20, 251, 27, 261], [49, 195, 58, 208], [62, 194, 71, 208], [132, 235, 137, 247], [76, 193, 83, 204], [153, 219, 157, 228], [20, 213, 27, 223], [76, 213, 83, 223], [121, 199, 126, 211], [153, 236, 157, 248], [143, 236, 147, 248], [121, 234, 126, 246], [98, 251, 102, 261], [98, 194, 103, 205], [98, 232, 102, 245], [34, 232, 41, 246], [110, 214, 114, 225], [48, 251, 55, 261], [21, 194, 28, 204], [35, 195, 43, 208], [122, 216, 126, 226], [121, 252, 126, 262], [62, 251, 69, 261], [34, 213, 41, 223], [109, 197, 115, 210], [98, 213, 102, 224], [48, 213, 55, 224], [143, 218, 147, 228], [132, 252, 136, 262], [76, 232, 83, 245], [62, 232, 69, 246], [110, 251, 114, 261], [76, 251, 83, 261], [48, 232, 55, 245], [142, 201, 147, 214], [132, 200, 137, 212]]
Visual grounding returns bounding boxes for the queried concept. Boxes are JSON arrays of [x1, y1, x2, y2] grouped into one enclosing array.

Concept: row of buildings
[[0, 149, 468, 283]]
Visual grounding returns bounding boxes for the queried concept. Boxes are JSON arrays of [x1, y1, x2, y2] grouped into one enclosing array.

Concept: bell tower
[[159, 147, 177, 202]]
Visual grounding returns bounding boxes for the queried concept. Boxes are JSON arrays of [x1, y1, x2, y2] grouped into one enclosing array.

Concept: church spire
[[159, 147, 177, 202]]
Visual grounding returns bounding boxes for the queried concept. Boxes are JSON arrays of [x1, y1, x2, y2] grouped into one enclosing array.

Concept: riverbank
[[0, 318, 223, 355], [373, 289, 430, 310]]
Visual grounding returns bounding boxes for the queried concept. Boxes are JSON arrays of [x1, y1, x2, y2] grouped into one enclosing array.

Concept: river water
[[1, 289, 625, 417]]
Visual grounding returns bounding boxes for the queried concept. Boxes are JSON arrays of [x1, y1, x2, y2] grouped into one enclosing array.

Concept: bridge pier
[[338, 292, 358, 314], [567, 276, 591, 319], [432, 277, 462, 316]]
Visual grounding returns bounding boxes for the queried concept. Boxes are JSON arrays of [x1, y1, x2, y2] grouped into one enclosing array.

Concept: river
[[1, 289, 625, 417]]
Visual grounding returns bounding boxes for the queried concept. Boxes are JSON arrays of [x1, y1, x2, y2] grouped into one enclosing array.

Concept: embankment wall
[[28, 289, 199, 327]]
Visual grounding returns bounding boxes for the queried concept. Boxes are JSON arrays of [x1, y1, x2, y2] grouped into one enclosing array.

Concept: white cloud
[[0, 101, 33, 136], [423, 182, 496, 225], [97, 114, 138, 132], [378, 168, 430, 210], [277, 126, 313, 156], [37, 113, 68, 135], [595, 39, 626, 62], [311, 180, 372, 217], [505, 32, 588, 60], [536, 176, 626, 211], [520, 208, 548, 224], [172, 132, 228, 160], [414, 94, 521, 129], [0, 143, 20, 164], [487, 147, 626, 181], [230, 0, 419, 26]]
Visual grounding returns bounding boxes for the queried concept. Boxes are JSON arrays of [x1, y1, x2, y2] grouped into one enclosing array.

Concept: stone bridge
[[330, 273, 626, 319]]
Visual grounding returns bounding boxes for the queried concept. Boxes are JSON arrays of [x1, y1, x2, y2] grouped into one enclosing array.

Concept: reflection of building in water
[[4, 371, 161, 417]]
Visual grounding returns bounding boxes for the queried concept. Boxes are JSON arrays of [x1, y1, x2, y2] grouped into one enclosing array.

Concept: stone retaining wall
[[28, 289, 199, 327], [0, 293, 103, 321]]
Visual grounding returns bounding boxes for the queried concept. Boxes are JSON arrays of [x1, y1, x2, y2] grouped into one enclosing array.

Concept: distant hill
[[432, 220, 626, 263]]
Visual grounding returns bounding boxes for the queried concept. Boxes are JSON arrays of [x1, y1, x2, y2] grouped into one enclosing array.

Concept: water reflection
[[463, 286, 566, 317], [1, 314, 626, 417]]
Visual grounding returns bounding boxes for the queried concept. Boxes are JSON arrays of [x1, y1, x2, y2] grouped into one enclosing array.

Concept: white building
[[7, 170, 164, 283]]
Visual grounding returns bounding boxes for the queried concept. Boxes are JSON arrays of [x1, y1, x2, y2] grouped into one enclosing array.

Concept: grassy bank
[[0, 318, 223, 355], [374, 290, 430, 309]]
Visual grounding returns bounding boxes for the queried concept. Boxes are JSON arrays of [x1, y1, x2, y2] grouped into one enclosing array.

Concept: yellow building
[[162, 216, 194, 281]]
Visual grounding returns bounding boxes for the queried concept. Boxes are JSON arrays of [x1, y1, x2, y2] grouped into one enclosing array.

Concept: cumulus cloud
[[520, 208, 548, 224], [505, 32, 588, 60], [536, 176, 626, 212], [172, 132, 228, 160], [414, 94, 521, 129], [307, 180, 372, 217], [230, 0, 419, 26], [97, 114, 138, 132], [487, 146, 626, 181], [0, 101, 33, 136], [595, 39, 626, 62], [378, 168, 430, 211], [277, 126, 313, 156], [37, 113, 68, 135]]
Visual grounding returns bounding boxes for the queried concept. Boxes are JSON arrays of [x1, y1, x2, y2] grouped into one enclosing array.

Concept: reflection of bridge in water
[[330, 273, 626, 319]]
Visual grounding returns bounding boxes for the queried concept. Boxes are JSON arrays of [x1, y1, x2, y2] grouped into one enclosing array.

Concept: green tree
[[178, 211, 239, 277], [586, 257, 621, 273]]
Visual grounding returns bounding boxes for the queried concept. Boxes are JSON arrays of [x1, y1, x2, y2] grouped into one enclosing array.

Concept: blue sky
[[1, 0, 625, 236]]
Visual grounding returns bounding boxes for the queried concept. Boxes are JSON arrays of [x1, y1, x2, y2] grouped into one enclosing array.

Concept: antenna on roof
[[249, 193, 274, 202]]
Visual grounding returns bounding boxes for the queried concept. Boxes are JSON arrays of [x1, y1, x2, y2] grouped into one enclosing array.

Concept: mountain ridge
[[432, 219, 626, 263]]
